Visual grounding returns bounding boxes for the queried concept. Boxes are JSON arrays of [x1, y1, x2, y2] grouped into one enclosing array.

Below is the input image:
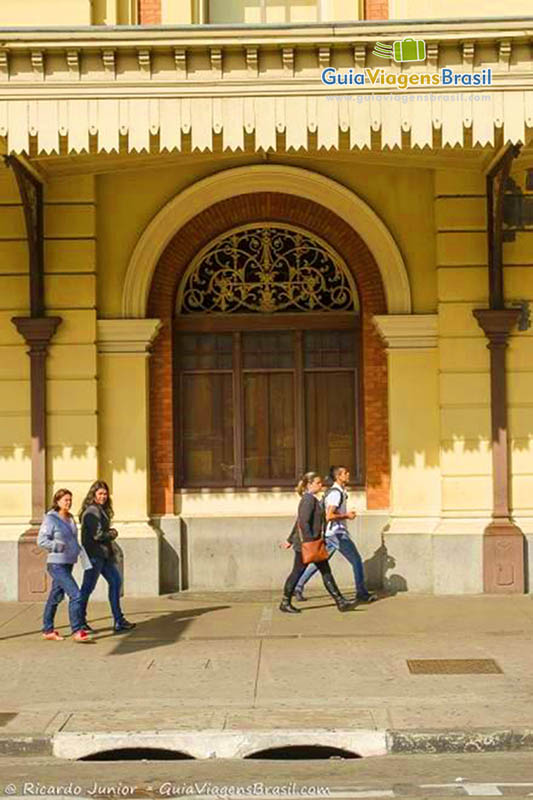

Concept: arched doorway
[[146, 188, 391, 517], [174, 223, 363, 489]]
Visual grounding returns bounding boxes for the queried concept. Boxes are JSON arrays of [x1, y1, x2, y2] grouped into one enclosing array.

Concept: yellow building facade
[[0, 1, 532, 600]]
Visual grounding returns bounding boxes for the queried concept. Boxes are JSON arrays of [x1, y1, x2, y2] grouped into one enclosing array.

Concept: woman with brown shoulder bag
[[279, 472, 356, 614]]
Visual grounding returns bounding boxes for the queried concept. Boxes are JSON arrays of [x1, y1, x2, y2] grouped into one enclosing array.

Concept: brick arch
[[148, 192, 389, 514]]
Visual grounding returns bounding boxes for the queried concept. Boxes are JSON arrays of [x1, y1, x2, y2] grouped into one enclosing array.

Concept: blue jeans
[[295, 530, 368, 595], [43, 564, 84, 634], [80, 556, 124, 625]]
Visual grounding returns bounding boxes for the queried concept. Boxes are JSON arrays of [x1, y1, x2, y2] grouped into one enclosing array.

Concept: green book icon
[[393, 38, 426, 63]]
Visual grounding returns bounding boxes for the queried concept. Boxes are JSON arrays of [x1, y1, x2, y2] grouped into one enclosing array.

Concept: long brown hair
[[50, 488, 72, 512], [296, 472, 321, 496], [79, 480, 114, 521]]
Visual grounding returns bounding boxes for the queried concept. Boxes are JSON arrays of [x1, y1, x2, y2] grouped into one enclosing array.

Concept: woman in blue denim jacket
[[37, 488, 91, 643]]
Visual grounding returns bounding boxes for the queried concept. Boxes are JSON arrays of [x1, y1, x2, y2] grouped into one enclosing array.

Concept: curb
[[0, 736, 53, 757], [387, 729, 533, 754], [2, 729, 533, 759], [52, 729, 388, 760]]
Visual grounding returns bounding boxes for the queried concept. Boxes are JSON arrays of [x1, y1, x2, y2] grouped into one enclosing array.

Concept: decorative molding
[[426, 42, 439, 72], [122, 165, 411, 318], [373, 314, 438, 349], [462, 42, 475, 71], [499, 39, 512, 69], [137, 48, 151, 78], [354, 44, 366, 70], [0, 49, 9, 81], [97, 318, 162, 354], [318, 46, 331, 70], [245, 46, 258, 77], [0, 24, 529, 156], [30, 50, 44, 80], [282, 47, 294, 76], [174, 47, 187, 76], [66, 49, 80, 80], [210, 47, 222, 79], [102, 49, 116, 78]]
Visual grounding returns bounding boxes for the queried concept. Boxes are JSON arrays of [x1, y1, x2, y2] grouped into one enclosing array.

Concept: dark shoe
[[294, 588, 308, 602], [279, 596, 301, 614], [323, 574, 357, 612], [114, 619, 136, 634], [356, 592, 378, 603], [336, 596, 358, 612]]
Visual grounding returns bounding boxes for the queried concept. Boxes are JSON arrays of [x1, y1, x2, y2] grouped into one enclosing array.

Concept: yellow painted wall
[[506, 165, 533, 515], [44, 175, 99, 509], [94, 153, 436, 521], [0, 0, 91, 25], [0, 0, 359, 24], [96, 154, 436, 317], [0, 0, 528, 25], [0, 0, 137, 25], [435, 168, 492, 516], [98, 354, 151, 520], [0, 166, 30, 518], [2, 152, 529, 538], [388, 349, 440, 516], [390, 0, 533, 18]]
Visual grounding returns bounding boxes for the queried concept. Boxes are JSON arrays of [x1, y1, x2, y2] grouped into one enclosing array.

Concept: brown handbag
[[301, 535, 329, 565], [297, 504, 329, 565]]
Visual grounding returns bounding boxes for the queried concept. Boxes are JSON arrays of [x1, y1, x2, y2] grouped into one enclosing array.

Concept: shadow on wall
[[365, 543, 408, 595]]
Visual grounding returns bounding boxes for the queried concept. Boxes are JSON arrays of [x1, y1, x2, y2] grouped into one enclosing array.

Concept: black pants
[[283, 549, 332, 598]]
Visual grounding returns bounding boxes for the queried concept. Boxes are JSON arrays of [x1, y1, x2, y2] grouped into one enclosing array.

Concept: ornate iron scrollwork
[[178, 225, 357, 314]]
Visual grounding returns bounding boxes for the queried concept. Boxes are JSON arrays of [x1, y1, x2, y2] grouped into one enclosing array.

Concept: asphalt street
[[3, 752, 533, 798]]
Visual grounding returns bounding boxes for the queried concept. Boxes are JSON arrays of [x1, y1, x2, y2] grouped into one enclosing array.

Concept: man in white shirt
[[294, 465, 377, 603]]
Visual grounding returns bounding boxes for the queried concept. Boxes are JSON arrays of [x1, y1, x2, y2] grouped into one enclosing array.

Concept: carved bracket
[[12, 316, 62, 352], [473, 308, 521, 348], [4, 155, 44, 317]]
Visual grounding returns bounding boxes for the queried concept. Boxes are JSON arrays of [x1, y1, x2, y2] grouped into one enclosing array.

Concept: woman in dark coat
[[79, 481, 136, 634], [280, 472, 356, 614]]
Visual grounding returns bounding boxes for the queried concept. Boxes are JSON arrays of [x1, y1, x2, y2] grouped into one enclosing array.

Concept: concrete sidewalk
[[1, 590, 533, 757]]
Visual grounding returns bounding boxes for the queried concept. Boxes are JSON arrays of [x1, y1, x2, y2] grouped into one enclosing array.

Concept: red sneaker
[[72, 629, 92, 643], [43, 630, 64, 641]]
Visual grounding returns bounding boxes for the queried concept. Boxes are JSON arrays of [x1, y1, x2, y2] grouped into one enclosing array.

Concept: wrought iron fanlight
[[177, 224, 359, 315]]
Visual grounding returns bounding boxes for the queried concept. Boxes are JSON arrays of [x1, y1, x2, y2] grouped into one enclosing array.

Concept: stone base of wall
[[0, 534, 19, 601], [172, 513, 388, 592], [4, 517, 533, 600], [383, 532, 485, 594], [75, 522, 160, 602]]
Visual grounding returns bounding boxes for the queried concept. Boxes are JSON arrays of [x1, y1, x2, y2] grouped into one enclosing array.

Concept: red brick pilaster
[[148, 192, 390, 514], [139, 0, 161, 24], [365, 0, 388, 19]]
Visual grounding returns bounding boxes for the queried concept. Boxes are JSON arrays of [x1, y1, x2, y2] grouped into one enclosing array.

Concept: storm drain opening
[[245, 745, 360, 760], [80, 748, 195, 761]]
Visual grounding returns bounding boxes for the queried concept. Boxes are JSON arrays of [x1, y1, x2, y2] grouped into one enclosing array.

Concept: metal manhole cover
[[0, 713, 18, 727], [407, 659, 502, 675]]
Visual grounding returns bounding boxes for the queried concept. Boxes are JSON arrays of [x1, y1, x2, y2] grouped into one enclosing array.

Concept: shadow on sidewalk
[[0, 606, 229, 649], [102, 606, 231, 655]]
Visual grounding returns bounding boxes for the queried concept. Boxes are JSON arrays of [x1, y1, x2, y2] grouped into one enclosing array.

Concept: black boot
[[294, 588, 308, 602], [323, 574, 357, 612], [279, 595, 301, 614]]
